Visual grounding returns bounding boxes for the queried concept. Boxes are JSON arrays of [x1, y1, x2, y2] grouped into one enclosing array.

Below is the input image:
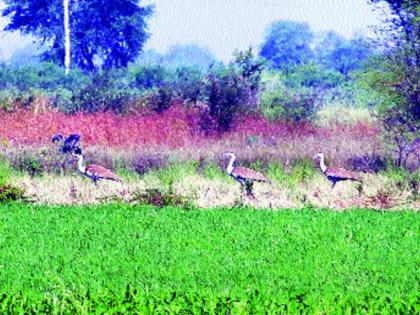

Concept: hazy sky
[[0, 0, 384, 61]]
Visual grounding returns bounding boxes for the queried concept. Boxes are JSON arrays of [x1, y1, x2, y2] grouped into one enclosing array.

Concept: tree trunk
[[64, 0, 70, 75]]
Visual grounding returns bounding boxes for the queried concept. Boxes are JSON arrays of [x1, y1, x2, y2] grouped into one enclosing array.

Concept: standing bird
[[72, 148, 122, 184], [313, 152, 362, 188], [224, 152, 271, 196]]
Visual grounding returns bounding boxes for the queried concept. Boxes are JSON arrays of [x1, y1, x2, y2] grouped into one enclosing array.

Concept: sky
[[0, 0, 384, 62]]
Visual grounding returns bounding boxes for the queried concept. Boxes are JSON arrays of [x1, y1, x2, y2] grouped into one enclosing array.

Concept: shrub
[[0, 89, 18, 111], [0, 156, 27, 203], [129, 64, 169, 89], [156, 161, 198, 189], [381, 167, 411, 191], [201, 51, 262, 133], [73, 71, 133, 114], [200, 160, 227, 180], [260, 87, 319, 122], [0, 184, 26, 203], [259, 72, 320, 122], [147, 85, 174, 113], [288, 158, 316, 186], [0, 157, 12, 185], [130, 188, 191, 208], [347, 154, 387, 173], [131, 154, 167, 175], [201, 67, 253, 132]]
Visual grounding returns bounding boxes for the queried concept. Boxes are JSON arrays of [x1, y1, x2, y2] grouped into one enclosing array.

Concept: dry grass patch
[[12, 171, 418, 210]]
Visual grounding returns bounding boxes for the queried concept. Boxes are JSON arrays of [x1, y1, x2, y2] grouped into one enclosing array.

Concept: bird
[[72, 147, 122, 184], [313, 152, 362, 188], [224, 152, 271, 196], [52, 133, 81, 154]]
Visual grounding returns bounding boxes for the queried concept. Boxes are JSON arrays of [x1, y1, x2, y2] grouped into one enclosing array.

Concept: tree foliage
[[259, 20, 314, 71], [201, 49, 264, 133], [163, 44, 215, 69], [364, 0, 419, 166], [315, 31, 373, 77], [2, 0, 153, 71]]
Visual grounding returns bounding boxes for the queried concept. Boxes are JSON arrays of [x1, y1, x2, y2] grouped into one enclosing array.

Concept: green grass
[[0, 204, 419, 313]]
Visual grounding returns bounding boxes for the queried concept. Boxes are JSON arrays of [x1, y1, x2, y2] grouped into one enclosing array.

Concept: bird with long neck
[[314, 152, 362, 188], [72, 148, 121, 184], [225, 152, 270, 196]]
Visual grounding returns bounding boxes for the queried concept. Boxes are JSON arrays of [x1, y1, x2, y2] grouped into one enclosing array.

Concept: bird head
[[313, 152, 324, 160], [224, 152, 236, 159], [72, 147, 83, 157]]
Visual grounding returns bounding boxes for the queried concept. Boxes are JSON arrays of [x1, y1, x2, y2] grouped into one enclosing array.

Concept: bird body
[[314, 153, 362, 188], [73, 148, 121, 183], [225, 153, 270, 195], [230, 166, 271, 184]]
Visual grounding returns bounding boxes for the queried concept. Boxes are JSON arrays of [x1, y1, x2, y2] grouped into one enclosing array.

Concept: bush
[[347, 154, 387, 173], [0, 184, 26, 203], [170, 66, 204, 102], [73, 71, 134, 114], [147, 85, 174, 113], [259, 71, 320, 122], [0, 88, 18, 111], [129, 64, 170, 89], [130, 188, 191, 208], [0, 157, 27, 203], [201, 67, 254, 132], [157, 161, 198, 190], [260, 87, 319, 122], [0, 157, 12, 185], [131, 154, 167, 175]]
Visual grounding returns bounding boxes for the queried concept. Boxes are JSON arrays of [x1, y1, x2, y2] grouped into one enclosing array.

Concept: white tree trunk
[[63, 0, 70, 75]]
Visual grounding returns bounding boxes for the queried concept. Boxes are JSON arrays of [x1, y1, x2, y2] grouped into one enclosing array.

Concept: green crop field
[[0, 203, 419, 314]]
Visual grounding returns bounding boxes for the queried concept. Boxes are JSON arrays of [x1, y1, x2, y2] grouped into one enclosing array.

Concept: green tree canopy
[[2, 0, 153, 71], [259, 20, 314, 71], [315, 31, 373, 77], [363, 0, 419, 166]]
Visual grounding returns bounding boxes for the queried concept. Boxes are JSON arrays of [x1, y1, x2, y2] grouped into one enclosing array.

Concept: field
[[1, 0, 419, 312], [0, 204, 419, 313]]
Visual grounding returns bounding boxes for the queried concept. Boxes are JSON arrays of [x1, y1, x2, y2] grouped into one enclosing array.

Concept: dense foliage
[[260, 20, 314, 71], [0, 204, 418, 313], [2, 0, 153, 70], [363, 0, 419, 167]]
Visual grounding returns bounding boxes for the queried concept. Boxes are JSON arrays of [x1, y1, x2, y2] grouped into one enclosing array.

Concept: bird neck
[[319, 155, 327, 173], [76, 154, 86, 173], [227, 155, 235, 174]]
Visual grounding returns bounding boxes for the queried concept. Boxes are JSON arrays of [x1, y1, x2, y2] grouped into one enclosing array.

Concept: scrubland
[[0, 105, 417, 210]]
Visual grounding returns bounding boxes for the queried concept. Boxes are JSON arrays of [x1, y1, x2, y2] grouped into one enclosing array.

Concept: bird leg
[[245, 180, 255, 198]]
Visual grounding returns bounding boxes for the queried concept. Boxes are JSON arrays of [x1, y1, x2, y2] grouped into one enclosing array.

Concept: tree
[[315, 31, 373, 77], [259, 20, 314, 71], [164, 44, 215, 69], [201, 49, 263, 133], [63, 0, 70, 74], [2, 0, 153, 71], [364, 0, 419, 167]]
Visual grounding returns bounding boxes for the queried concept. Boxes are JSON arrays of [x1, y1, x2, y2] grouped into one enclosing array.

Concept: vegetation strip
[[0, 204, 418, 313]]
